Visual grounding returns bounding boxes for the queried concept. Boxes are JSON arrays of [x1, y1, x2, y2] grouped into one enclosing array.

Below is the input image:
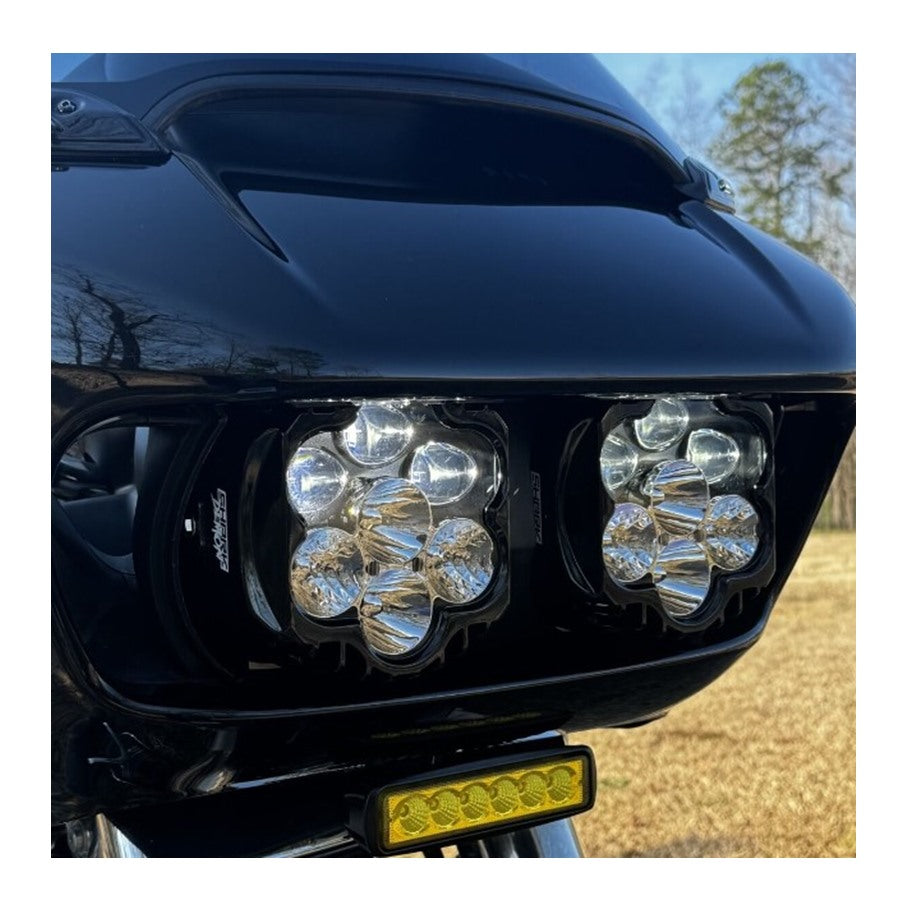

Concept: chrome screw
[[56, 98, 78, 115]]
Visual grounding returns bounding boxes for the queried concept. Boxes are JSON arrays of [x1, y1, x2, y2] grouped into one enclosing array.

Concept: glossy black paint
[[51, 55, 855, 853], [52, 160, 854, 385]]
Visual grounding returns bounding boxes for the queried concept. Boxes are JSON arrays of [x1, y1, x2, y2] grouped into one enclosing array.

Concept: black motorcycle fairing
[[51, 164, 855, 387], [59, 53, 686, 165], [51, 55, 856, 852]]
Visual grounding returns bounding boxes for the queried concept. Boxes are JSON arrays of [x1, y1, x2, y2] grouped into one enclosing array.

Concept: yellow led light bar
[[372, 750, 594, 852]]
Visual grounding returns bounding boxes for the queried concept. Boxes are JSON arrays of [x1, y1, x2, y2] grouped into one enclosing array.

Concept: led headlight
[[600, 397, 770, 621], [282, 400, 504, 669]]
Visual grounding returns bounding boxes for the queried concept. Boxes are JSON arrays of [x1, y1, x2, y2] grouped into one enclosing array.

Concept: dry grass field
[[571, 531, 856, 857]]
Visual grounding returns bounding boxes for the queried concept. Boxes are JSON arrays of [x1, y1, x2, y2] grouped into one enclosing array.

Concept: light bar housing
[[358, 747, 595, 855]]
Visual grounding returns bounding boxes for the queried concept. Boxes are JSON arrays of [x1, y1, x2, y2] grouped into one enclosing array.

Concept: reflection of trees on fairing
[[245, 347, 326, 378], [51, 269, 325, 377]]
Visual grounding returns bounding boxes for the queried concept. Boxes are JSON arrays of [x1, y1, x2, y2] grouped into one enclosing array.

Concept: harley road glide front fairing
[[51, 54, 855, 857]]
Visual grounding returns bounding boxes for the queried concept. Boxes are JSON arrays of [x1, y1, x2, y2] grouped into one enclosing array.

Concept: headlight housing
[[561, 396, 775, 631], [259, 400, 508, 673]]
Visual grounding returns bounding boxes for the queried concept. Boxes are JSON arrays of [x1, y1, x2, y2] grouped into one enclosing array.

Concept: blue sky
[[599, 53, 815, 106], [597, 53, 836, 161]]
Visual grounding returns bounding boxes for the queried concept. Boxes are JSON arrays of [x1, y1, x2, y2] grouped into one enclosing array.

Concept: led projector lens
[[371, 751, 593, 853], [285, 401, 502, 664], [338, 402, 414, 466], [687, 428, 740, 484], [409, 441, 478, 505], [634, 398, 689, 450], [600, 397, 765, 619], [285, 448, 348, 519]]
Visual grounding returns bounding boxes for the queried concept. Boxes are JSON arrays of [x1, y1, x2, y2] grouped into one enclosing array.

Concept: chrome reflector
[[425, 517, 495, 603], [358, 478, 432, 565], [704, 494, 760, 570], [646, 459, 709, 537], [602, 503, 658, 584], [290, 527, 365, 618], [359, 569, 433, 656], [652, 539, 711, 617]]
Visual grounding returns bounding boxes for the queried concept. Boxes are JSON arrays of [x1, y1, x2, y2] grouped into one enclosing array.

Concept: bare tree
[[80, 276, 160, 370], [59, 299, 85, 366], [52, 267, 327, 379]]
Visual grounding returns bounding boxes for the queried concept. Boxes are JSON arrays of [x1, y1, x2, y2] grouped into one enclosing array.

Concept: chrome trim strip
[[93, 815, 146, 858], [263, 830, 359, 858]]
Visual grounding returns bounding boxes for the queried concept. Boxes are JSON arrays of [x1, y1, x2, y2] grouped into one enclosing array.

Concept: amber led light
[[373, 752, 593, 852]]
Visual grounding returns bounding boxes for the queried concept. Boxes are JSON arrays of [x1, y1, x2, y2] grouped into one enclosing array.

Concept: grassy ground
[[570, 531, 856, 857]]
